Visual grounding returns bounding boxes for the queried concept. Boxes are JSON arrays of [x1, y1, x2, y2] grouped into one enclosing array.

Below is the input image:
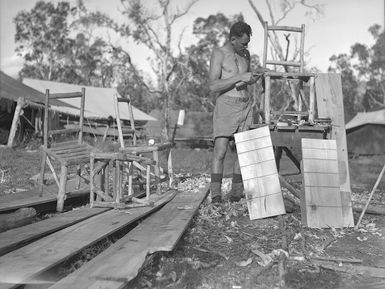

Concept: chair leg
[[57, 164, 68, 212], [153, 150, 161, 194], [39, 152, 47, 197]]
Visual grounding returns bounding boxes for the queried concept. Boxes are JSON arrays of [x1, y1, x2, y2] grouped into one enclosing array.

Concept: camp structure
[[144, 109, 213, 148], [346, 109, 385, 155], [23, 78, 156, 138], [0, 71, 74, 146]]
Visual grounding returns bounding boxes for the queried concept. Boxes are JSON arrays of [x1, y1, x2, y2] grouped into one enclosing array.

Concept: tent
[[346, 109, 385, 155], [0, 72, 73, 145], [23, 78, 156, 123]]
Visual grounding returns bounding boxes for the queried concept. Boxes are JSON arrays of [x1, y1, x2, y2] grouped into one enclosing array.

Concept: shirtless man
[[208, 21, 265, 203]]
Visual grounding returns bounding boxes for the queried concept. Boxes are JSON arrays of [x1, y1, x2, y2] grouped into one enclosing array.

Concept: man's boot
[[229, 174, 244, 202], [210, 182, 222, 203]]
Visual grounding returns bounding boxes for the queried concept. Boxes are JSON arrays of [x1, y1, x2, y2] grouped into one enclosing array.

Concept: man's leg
[[211, 137, 229, 203], [229, 152, 244, 202]]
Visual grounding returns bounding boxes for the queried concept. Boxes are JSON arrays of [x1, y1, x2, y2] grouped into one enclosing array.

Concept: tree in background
[[329, 24, 385, 121]]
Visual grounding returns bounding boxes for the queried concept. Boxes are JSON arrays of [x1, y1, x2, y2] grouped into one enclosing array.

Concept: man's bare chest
[[221, 52, 248, 76]]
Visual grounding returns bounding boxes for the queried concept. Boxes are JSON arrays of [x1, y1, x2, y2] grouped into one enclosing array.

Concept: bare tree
[[121, 0, 199, 139]]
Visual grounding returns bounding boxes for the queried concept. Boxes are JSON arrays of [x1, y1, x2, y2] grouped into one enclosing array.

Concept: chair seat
[[121, 142, 173, 153], [264, 71, 315, 81], [43, 143, 92, 166]]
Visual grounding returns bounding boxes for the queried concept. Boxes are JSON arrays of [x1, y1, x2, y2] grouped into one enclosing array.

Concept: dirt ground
[[0, 145, 385, 289]]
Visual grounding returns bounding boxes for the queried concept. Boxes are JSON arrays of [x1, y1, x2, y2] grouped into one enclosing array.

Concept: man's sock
[[210, 173, 223, 198]]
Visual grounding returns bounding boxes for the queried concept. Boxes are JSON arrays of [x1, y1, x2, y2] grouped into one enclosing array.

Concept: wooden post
[[153, 150, 161, 194], [90, 154, 95, 208], [168, 149, 174, 188], [308, 76, 315, 124], [7, 97, 25, 147], [264, 76, 271, 124]]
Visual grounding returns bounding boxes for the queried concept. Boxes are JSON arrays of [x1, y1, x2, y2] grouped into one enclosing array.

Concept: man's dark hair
[[229, 21, 252, 39]]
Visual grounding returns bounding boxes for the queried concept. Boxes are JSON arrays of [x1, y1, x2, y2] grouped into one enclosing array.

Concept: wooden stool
[[89, 152, 156, 209]]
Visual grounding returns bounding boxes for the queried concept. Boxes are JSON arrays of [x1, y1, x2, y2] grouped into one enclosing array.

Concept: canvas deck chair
[[38, 88, 93, 212], [261, 22, 316, 125], [113, 94, 174, 195]]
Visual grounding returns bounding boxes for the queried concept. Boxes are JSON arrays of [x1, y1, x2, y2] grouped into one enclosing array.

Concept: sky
[[0, 0, 384, 79]]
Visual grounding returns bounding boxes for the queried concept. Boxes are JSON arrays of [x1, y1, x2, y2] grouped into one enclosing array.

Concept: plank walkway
[[0, 207, 110, 256], [0, 191, 176, 289], [48, 184, 209, 289], [0, 178, 89, 213]]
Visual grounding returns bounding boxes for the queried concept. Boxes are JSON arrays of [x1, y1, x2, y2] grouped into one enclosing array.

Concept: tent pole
[[7, 97, 25, 148]]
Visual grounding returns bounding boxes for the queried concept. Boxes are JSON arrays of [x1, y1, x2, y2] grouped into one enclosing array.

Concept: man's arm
[[208, 48, 252, 93]]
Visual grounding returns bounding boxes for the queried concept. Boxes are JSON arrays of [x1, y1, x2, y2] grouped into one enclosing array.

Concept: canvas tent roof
[[0, 71, 69, 108], [345, 109, 385, 131], [23, 78, 156, 122]]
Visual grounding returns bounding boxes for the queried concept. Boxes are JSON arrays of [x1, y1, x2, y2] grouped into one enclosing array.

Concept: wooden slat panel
[[54, 147, 89, 155], [302, 159, 339, 174], [235, 127, 285, 220], [0, 207, 109, 256], [303, 186, 342, 207], [49, 92, 82, 99], [240, 160, 277, 180], [47, 185, 209, 289], [235, 136, 272, 153], [0, 192, 176, 289], [267, 25, 303, 32], [302, 148, 338, 160]]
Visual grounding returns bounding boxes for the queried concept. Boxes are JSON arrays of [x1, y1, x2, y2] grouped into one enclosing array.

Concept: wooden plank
[[246, 193, 286, 220], [302, 138, 337, 150], [240, 159, 277, 180], [0, 207, 110, 256], [315, 73, 351, 193], [0, 179, 89, 213], [303, 186, 342, 207], [304, 205, 344, 228], [302, 148, 338, 160], [302, 159, 339, 174], [303, 173, 340, 187], [340, 190, 354, 227], [235, 127, 285, 220], [0, 192, 176, 289], [237, 146, 275, 166], [47, 184, 209, 289]]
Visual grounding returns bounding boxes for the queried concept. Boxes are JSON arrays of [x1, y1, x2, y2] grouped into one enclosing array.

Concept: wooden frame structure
[[113, 94, 174, 194], [39, 88, 92, 212], [89, 152, 155, 209]]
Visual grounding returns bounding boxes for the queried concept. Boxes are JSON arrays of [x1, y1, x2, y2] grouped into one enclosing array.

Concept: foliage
[[329, 24, 385, 121]]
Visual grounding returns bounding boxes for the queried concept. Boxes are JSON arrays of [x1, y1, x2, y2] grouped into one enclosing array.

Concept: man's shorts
[[213, 94, 253, 139]]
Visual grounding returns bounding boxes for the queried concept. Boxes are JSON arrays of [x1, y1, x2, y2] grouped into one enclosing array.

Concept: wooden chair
[[113, 94, 174, 194], [39, 88, 93, 212], [261, 21, 316, 124]]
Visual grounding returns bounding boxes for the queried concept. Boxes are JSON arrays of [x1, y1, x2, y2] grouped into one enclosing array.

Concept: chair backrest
[[43, 88, 86, 149], [262, 21, 305, 73], [113, 93, 137, 148]]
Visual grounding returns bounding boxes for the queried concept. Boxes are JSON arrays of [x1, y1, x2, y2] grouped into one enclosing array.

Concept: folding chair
[[261, 21, 316, 124], [113, 94, 174, 195], [38, 88, 93, 212]]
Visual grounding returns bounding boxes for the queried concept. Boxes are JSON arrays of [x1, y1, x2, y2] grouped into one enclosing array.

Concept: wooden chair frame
[[261, 21, 315, 125], [113, 94, 174, 195], [39, 88, 92, 212]]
